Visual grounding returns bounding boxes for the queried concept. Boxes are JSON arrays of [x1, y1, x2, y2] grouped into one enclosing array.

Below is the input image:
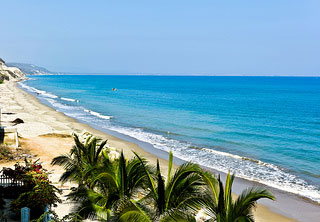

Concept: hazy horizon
[[21, 71, 320, 77], [1, 1, 320, 76]]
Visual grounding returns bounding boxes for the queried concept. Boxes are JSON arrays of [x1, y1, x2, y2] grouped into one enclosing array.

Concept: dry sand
[[0, 81, 294, 221]]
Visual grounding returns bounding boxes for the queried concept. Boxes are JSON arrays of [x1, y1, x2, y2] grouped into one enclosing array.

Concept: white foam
[[18, 82, 58, 98], [105, 125, 320, 203], [18, 82, 41, 93], [18, 81, 320, 203], [84, 109, 112, 120], [61, 97, 79, 102], [44, 98, 75, 110], [41, 92, 58, 98]]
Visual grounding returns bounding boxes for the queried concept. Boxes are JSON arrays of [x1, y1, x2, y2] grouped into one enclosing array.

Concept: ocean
[[18, 75, 320, 203]]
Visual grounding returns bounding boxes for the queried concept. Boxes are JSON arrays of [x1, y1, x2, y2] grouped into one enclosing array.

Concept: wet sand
[[0, 81, 301, 221]]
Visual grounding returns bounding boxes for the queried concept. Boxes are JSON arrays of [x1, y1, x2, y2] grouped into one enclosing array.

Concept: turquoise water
[[19, 75, 320, 202]]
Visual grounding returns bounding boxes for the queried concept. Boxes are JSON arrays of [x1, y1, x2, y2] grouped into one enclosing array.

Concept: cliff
[[0, 58, 25, 81], [7, 62, 53, 75]]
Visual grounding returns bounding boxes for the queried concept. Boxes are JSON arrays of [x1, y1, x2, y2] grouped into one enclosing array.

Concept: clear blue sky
[[1, 0, 319, 75]]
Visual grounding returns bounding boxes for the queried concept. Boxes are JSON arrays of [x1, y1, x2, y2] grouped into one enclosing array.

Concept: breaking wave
[[104, 125, 320, 203], [18, 80, 320, 203]]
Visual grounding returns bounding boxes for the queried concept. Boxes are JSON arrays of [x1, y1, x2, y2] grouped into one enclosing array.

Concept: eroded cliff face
[[0, 58, 25, 81]]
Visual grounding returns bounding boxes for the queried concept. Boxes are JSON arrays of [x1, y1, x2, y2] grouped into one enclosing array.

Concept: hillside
[[7, 62, 53, 75], [0, 58, 25, 81]]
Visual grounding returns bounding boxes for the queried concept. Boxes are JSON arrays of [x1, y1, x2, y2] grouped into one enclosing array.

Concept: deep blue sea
[[19, 75, 320, 202]]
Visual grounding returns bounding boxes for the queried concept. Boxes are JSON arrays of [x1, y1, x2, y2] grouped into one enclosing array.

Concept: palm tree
[[51, 133, 107, 186], [52, 133, 275, 222], [113, 151, 205, 221], [68, 151, 153, 220], [199, 171, 275, 222]]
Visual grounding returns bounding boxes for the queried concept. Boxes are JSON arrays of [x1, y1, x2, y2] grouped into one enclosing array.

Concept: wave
[[19, 82, 43, 94], [19, 82, 80, 102], [18, 82, 58, 98], [18, 81, 320, 203], [84, 109, 113, 120], [61, 97, 79, 102], [44, 98, 77, 110], [19, 82, 112, 120], [104, 125, 320, 203], [41, 92, 58, 99]]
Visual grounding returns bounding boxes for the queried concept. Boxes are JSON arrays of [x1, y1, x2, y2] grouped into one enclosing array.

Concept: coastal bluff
[[0, 58, 25, 81]]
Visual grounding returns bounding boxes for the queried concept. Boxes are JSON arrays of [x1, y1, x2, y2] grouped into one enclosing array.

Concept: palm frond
[[157, 160, 166, 215], [133, 151, 157, 196], [166, 151, 173, 188], [231, 187, 275, 221], [114, 197, 153, 222], [165, 162, 201, 210], [95, 139, 107, 162], [225, 171, 234, 213]]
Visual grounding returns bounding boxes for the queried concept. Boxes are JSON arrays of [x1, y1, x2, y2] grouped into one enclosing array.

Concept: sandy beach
[[0, 81, 295, 221]]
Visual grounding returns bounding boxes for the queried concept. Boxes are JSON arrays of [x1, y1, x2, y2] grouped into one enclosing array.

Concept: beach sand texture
[[0, 82, 294, 221]]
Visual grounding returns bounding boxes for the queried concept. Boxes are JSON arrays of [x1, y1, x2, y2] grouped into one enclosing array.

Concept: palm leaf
[[166, 151, 173, 188], [95, 139, 107, 162], [157, 160, 166, 215]]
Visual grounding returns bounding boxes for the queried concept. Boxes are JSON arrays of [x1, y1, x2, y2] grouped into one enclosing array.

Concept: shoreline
[[1, 81, 317, 221], [96, 121, 320, 221]]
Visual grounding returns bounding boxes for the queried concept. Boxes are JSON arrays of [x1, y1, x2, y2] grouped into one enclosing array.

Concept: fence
[[0, 174, 24, 187]]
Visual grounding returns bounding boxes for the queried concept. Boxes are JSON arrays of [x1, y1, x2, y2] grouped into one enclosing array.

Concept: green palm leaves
[[199, 172, 275, 222], [52, 133, 275, 221], [51, 134, 107, 187], [66, 150, 151, 220], [116, 151, 204, 221]]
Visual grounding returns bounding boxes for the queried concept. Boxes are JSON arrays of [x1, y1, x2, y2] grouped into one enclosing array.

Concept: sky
[[0, 0, 319, 75]]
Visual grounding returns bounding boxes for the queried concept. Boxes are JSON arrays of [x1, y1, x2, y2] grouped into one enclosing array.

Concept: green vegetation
[[113, 152, 205, 221], [197, 172, 275, 222], [51, 133, 275, 221], [1, 159, 61, 219], [0, 133, 275, 221], [51, 134, 107, 186], [31, 211, 82, 222], [0, 144, 33, 162], [0, 79, 3, 84], [0, 145, 14, 160]]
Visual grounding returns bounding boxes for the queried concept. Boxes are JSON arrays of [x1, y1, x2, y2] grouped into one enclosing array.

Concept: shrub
[[2, 161, 27, 181], [32, 211, 82, 222], [2, 159, 61, 219], [0, 145, 14, 160]]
